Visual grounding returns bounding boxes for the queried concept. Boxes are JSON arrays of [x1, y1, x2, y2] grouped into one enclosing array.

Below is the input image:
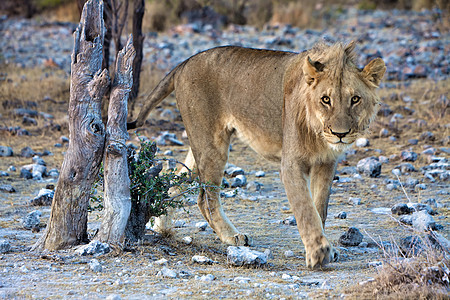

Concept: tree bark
[[129, 0, 145, 105], [33, 0, 110, 251], [97, 36, 135, 244]]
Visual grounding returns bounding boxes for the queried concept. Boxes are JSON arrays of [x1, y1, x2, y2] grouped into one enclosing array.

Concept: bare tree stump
[[97, 37, 135, 244], [129, 0, 145, 104], [33, 0, 110, 251]]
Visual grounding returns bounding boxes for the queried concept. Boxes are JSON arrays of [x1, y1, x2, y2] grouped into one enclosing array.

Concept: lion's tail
[[127, 64, 181, 130]]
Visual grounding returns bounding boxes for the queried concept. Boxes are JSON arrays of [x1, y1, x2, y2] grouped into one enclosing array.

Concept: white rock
[[355, 138, 369, 147], [89, 259, 102, 272], [155, 258, 168, 265], [198, 274, 215, 281], [192, 255, 215, 264], [173, 220, 186, 228], [159, 267, 177, 278], [284, 250, 294, 258], [227, 246, 267, 266], [233, 277, 251, 283], [348, 197, 362, 205], [255, 171, 265, 177], [195, 222, 208, 231], [182, 236, 193, 244]]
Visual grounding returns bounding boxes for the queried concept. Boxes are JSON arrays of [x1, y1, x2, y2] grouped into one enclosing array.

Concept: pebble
[[7, 165, 16, 172], [75, 240, 111, 256], [233, 276, 251, 283], [163, 150, 173, 156], [231, 174, 247, 188], [283, 216, 296, 226], [195, 221, 208, 231], [284, 250, 294, 258], [379, 128, 389, 137], [400, 151, 418, 162], [397, 163, 416, 173], [0, 171, 9, 177], [339, 227, 363, 246], [246, 181, 262, 192], [391, 203, 412, 215], [0, 240, 11, 253], [0, 184, 16, 193], [30, 188, 54, 206], [106, 295, 121, 300], [414, 183, 427, 191], [227, 246, 267, 266], [154, 258, 168, 265], [182, 236, 193, 244], [225, 166, 245, 177], [391, 168, 401, 176], [20, 168, 33, 179], [0, 146, 13, 157], [264, 249, 274, 259], [89, 259, 102, 272], [22, 210, 41, 230], [411, 211, 438, 231], [348, 197, 361, 205], [255, 170, 265, 177], [192, 255, 215, 264], [355, 138, 369, 147], [20, 146, 36, 158], [159, 267, 177, 278], [173, 220, 186, 228], [356, 157, 381, 177], [335, 211, 347, 219], [198, 274, 215, 281]]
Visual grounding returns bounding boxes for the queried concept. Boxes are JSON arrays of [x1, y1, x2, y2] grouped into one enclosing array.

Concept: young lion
[[128, 41, 386, 268]]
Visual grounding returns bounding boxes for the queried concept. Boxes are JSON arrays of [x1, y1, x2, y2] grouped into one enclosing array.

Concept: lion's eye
[[321, 96, 331, 105], [351, 96, 361, 105]]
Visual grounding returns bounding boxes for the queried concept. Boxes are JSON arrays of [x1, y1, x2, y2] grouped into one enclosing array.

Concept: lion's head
[[300, 41, 386, 152]]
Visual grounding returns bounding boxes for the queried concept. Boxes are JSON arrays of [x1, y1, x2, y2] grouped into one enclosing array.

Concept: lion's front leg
[[310, 160, 338, 227], [281, 158, 337, 268]]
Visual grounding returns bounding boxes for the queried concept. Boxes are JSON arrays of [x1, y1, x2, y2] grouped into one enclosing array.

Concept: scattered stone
[[379, 128, 389, 137], [357, 157, 382, 177], [173, 220, 186, 228], [284, 250, 294, 258], [399, 215, 413, 225], [32, 155, 46, 166], [221, 177, 229, 188], [195, 221, 208, 231], [411, 211, 438, 231], [0, 184, 16, 193], [391, 203, 412, 215], [420, 131, 434, 141], [255, 170, 265, 177], [407, 139, 418, 145], [409, 203, 435, 215], [0, 171, 9, 177], [164, 150, 173, 156], [355, 138, 369, 147], [335, 211, 347, 219], [192, 255, 216, 264], [348, 197, 361, 205], [404, 177, 419, 188], [75, 240, 111, 256], [339, 227, 363, 246], [89, 259, 102, 272], [159, 267, 177, 278], [0, 146, 13, 157], [339, 166, 357, 175], [401, 151, 418, 162], [246, 181, 262, 192], [154, 258, 168, 265], [30, 188, 54, 206], [182, 236, 192, 244], [386, 183, 398, 191], [20, 168, 32, 179], [397, 163, 416, 173], [7, 165, 16, 172], [391, 168, 401, 176], [0, 240, 11, 253], [414, 183, 427, 192], [225, 166, 245, 177], [264, 249, 274, 259], [227, 246, 267, 266], [233, 276, 251, 283], [358, 242, 368, 248], [231, 174, 247, 188], [47, 168, 59, 178], [20, 146, 36, 158], [198, 274, 215, 281], [22, 210, 41, 230], [283, 216, 296, 226], [54, 143, 63, 148], [106, 295, 121, 300]]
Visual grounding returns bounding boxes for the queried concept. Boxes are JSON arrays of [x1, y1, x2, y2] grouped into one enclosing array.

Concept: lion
[[128, 41, 386, 268]]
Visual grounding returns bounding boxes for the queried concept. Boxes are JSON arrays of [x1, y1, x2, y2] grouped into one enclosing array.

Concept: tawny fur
[[129, 41, 386, 268]]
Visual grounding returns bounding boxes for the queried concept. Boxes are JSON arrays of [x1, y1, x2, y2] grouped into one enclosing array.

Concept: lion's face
[[301, 46, 386, 151]]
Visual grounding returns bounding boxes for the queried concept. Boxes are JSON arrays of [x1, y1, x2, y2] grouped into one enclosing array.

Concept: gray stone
[[391, 168, 401, 176], [221, 177, 230, 188], [0, 184, 16, 193], [255, 171, 265, 177], [391, 203, 412, 215], [401, 151, 418, 162], [198, 274, 215, 281], [173, 220, 186, 228], [30, 188, 54, 206], [75, 240, 111, 256], [182, 236, 192, 244], [20, 168, 32, 179], [227, 246, 267, 266], [399, 215, 413, 225], [355, 138, 369, 147], [225, 166, 245, 177], [89, 259, 102, 272], [22, 210, 41, 230], [106, 295, 121, 300], [32, 155, 46, 166], [357, 157, 382, 177], [0, 171, 9, 177], [339, 166, 357, 175], [386, 183, 398, 191], [405, 177, 419, 187], [408, 139, 418, 145], [264, 249, 274, 259], [0, 240, 11, 253], [348, 197, 361, 205], [163, 150, 173, 156], [0, 146, 13, 157], [195, 221, 208, 231], [339, 227, 363, 246], [246, 181, 262, 192], [408, 203, 435, 215], [20, 146, 36, 158], [159, 267, 177, 278], [231, 174, 247, 188], [284, 250, 294, 258], [7, 165, 16, 172], [412, 211, 438, 231], [414, 183, 427, 191], [283, 216, 296, 226], [379, 128, 389, 137], [335, 211, 347, 219], [397, 163, 416, 173], [192, 255, 216, 264]]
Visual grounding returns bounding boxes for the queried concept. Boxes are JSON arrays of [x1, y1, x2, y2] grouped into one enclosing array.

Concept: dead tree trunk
[[33, 0, 110, 251], [96, 37, 135, 245], [129, 0, 145, 105]]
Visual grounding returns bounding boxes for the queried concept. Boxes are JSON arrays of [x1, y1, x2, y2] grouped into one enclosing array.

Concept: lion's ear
[[362, 58, 386, 87], [303, 56, 324, 85]]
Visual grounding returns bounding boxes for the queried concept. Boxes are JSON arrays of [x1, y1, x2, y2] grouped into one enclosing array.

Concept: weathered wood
[[130, 0, 145, 102], [97, 36, 135, 244], [33, 0, 110, 251]]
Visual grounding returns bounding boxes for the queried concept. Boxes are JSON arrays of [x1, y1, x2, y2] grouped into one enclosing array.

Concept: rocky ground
[[0, 7, 449, 299]]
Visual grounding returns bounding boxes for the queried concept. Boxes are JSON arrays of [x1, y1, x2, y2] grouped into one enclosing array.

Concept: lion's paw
[[305, 236, 338, 268], [221, 233, 251, 246]]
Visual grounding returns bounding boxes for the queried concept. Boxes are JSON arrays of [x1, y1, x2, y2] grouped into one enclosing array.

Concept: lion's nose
[[330, 128, 351, 139]]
